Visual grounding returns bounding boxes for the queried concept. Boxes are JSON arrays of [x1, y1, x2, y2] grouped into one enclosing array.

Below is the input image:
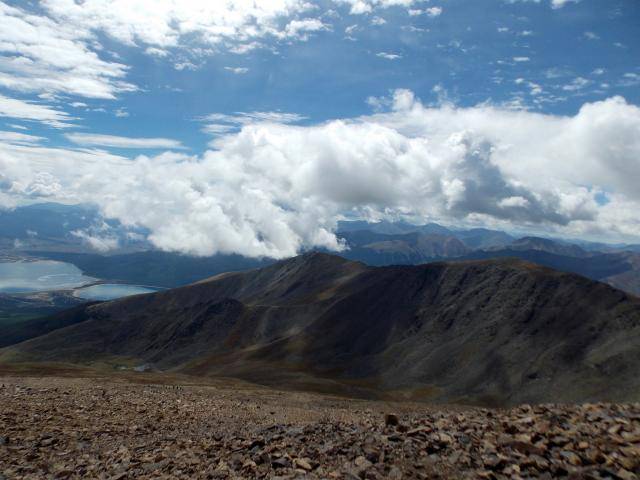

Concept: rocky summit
[[1, 376, 639, 479]]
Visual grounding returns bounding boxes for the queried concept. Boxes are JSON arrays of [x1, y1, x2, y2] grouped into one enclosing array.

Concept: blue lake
[[0, 260, 96, 293], [74, 284, 162, 301]]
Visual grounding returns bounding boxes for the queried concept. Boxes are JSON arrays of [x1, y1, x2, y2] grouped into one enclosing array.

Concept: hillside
[[3, 253, 640, 406]]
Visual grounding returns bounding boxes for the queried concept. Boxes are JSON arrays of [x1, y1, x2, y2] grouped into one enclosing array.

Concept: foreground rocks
[[0, 377, 639, 479]]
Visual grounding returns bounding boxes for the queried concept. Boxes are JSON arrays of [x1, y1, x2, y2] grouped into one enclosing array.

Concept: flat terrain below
[[1, 375, 639, 479]]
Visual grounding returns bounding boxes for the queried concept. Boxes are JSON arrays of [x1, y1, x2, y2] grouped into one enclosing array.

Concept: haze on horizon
[[0, 0, 639, 258]]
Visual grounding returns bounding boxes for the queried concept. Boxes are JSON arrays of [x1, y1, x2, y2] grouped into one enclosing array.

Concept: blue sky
[[2, 0, 638, 152], [0, 0, 639, 257]]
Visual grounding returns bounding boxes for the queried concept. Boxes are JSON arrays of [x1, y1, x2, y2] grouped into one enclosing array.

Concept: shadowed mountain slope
[[3, 253, 640, 406]]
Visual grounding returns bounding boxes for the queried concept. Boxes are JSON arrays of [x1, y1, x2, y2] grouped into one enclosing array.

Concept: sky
[[0, 0, 639, 258]]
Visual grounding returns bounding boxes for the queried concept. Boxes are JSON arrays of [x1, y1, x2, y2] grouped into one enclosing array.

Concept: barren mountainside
[[3, 253, 640, 406]]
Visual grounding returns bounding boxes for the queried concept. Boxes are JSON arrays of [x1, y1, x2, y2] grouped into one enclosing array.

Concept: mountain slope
[[503, 236, 588, 257], [461, 249, 640, 296], [338, 231, 469, 265], [3, 253, 640, 406]]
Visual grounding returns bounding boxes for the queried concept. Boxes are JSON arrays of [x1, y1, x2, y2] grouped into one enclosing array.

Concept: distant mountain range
[[334, 224, 640, 296], [4, 253, 640, 406], [2, 205, 640, 295]]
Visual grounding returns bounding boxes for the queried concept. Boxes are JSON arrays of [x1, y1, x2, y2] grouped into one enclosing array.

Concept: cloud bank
[[1, 91, 639, 257]]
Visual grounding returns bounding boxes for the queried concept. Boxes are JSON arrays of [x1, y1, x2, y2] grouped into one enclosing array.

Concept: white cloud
[[114, 108, 129, 117], [282, 18, 329, 41], [65, 133, 185, 149], [562, 77, 589, 91], [551, 0, 580, 8], [174, 61, 199, 71], [0, 1, 333, 101], [224, 67, 250, 75], [370, 16, 386, 25], [1, 91, 640, 256], [515, 78, 543, 96], [425, 7, 443, 17], [0, 130, 45, 146], [583, 31, 600, 40], [504, 0, 581, 8], [513, 56, 530, 62], [0, 93, 74, 128], [0, 1, 136, 99], [145, 47, 169, 57], [334, 0, 422, 15], [345, 24, 359, 37], [72, 230, 120, 252], [620, 73, 640, 87], [376, 52, 402, 60], [199, 111, 307, 137], [41, 0, 320, 50]]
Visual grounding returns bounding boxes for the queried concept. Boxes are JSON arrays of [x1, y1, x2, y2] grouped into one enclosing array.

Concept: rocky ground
[[0, 376, 639, 479]]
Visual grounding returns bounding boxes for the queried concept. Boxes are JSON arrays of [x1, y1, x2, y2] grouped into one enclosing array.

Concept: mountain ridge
[[3, 252, 640, 406]]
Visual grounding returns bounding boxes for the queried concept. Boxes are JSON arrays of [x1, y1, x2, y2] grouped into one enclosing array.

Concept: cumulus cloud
[[1, 91, 640, 256], [65, 133, 185, 149]]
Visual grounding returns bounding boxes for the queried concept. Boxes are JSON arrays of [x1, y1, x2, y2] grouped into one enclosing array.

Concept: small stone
[[294, 458, 313, 471], [385, 414, 399, 427], [616, 469, 637, 480], [483, 454, 506, 470], [388, 466, 402, 479], [40, 437, 57, 447], [354, 456, 373, 469], [560, 450, 582, 466], [272, 457, 291, 469], [608, 424, 623, 435], [437, 433, 454, 446]]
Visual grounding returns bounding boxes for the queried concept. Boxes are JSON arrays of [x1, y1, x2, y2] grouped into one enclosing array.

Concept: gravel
[[1, 377, 639, 479]]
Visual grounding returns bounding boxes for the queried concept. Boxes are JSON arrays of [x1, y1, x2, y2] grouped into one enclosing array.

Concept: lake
[[0, 260, 96, 293], [74, 284, 162, 301]]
